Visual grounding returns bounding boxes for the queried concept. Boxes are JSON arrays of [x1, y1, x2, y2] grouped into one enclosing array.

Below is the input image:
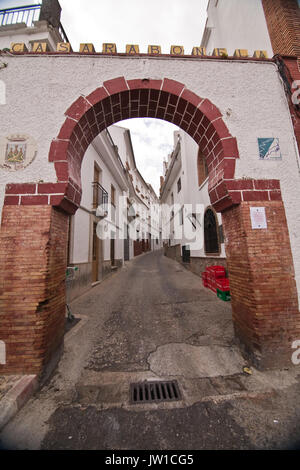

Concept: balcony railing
[[0, 3, 70, 43], [0, 4, 41, 27], [57, 22, 69, 43], [92, 182, 108, 212]]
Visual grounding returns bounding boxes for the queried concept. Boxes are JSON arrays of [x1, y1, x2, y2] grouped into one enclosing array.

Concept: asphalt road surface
[[1, 250, 300, 450]]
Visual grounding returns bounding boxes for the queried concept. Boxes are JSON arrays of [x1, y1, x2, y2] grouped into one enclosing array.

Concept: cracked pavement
[[1, 249, 300, 450]]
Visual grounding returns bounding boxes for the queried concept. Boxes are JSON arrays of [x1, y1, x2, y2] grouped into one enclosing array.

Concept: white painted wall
[[0, 55, 299, 301], [107, 125, 128, 167], [0, 21, 61, 52], [71, 208, 90, 264], [202, 0, 273, 57], [71, 130, 128, 265]]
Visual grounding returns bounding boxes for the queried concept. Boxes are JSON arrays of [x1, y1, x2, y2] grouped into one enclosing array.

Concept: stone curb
[[0, 375, 38, 432]]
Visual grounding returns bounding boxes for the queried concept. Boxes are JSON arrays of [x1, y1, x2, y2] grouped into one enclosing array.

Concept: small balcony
[[0, 4, 41, 27], [0, 2, 69, 43], [92, 182, 108, 213]]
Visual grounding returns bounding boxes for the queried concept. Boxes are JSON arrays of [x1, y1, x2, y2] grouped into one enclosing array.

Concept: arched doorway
[[204, 207, 220, 256], [1, 77, 299, 375], [46, 76, 239, 215]]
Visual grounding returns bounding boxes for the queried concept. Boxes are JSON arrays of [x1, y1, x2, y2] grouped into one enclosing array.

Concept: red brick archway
[[50, 76, 240, 214], [1, 77, 300, 376], [4, 77, 282, 211]]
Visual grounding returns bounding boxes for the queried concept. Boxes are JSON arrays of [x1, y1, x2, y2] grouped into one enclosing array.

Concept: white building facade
[[67, 129, 128, 301], [108, 125, 161, 256], [160, 130, 226, 276]]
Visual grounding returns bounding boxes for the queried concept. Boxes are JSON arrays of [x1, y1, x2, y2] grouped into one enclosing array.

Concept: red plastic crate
[[208, 284, 217, 293], [201, 272, 208, 287], [202, 266, 228, 295], [206, 266, 226, 281], [216, 278, 230, 291], [206, 266, 226, 275]]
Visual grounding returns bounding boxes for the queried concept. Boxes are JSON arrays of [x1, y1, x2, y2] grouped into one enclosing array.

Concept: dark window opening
[[182, 245, 190, 263], [204, 208, 220, 254], [177, 177, 181, 193]]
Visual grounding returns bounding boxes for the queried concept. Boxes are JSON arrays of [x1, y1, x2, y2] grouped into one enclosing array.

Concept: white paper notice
[[250, 207, 267, 229]]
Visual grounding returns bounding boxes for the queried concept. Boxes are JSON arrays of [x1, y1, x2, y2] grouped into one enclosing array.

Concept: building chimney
[[39, 0, 62, 29], [261, 0, 300, 58]]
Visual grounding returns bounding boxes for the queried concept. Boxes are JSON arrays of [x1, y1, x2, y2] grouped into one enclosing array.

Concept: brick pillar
[[0, 205, 68, 375], [222, 201, 300, 369]]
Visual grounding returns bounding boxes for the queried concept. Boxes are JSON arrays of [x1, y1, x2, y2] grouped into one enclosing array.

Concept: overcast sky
[[1, 0, 209, 193]]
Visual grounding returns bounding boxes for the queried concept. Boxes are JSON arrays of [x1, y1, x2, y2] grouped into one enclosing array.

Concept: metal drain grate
[[130, 380, 181, 404]]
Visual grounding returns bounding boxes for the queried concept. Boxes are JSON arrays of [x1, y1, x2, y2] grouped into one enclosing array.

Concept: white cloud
[[57, 0, 209, 54], [118, 118, 179, 195]]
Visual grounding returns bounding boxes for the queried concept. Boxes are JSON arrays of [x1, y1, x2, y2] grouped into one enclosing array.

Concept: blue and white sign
[[258, 138, 281, 160]]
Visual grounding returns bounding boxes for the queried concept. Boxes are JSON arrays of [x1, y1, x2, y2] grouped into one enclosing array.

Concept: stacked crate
[[201, 271, 208, 288], [216, 278, 231, 301], [202, 265, 231, 301], [206, 266, 226, 293]]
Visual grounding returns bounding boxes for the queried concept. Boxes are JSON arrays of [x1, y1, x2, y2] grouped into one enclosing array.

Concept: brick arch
[[5, 76, 283, 211], [3, 76, 299, 377], [48, 76, 240, 214]]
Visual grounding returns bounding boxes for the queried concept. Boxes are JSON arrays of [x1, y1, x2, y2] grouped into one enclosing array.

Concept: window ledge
[[205, 252, 221, 257]]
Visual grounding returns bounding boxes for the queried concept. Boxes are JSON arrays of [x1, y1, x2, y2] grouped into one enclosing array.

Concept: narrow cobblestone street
[[0, 250, 300, 450]]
